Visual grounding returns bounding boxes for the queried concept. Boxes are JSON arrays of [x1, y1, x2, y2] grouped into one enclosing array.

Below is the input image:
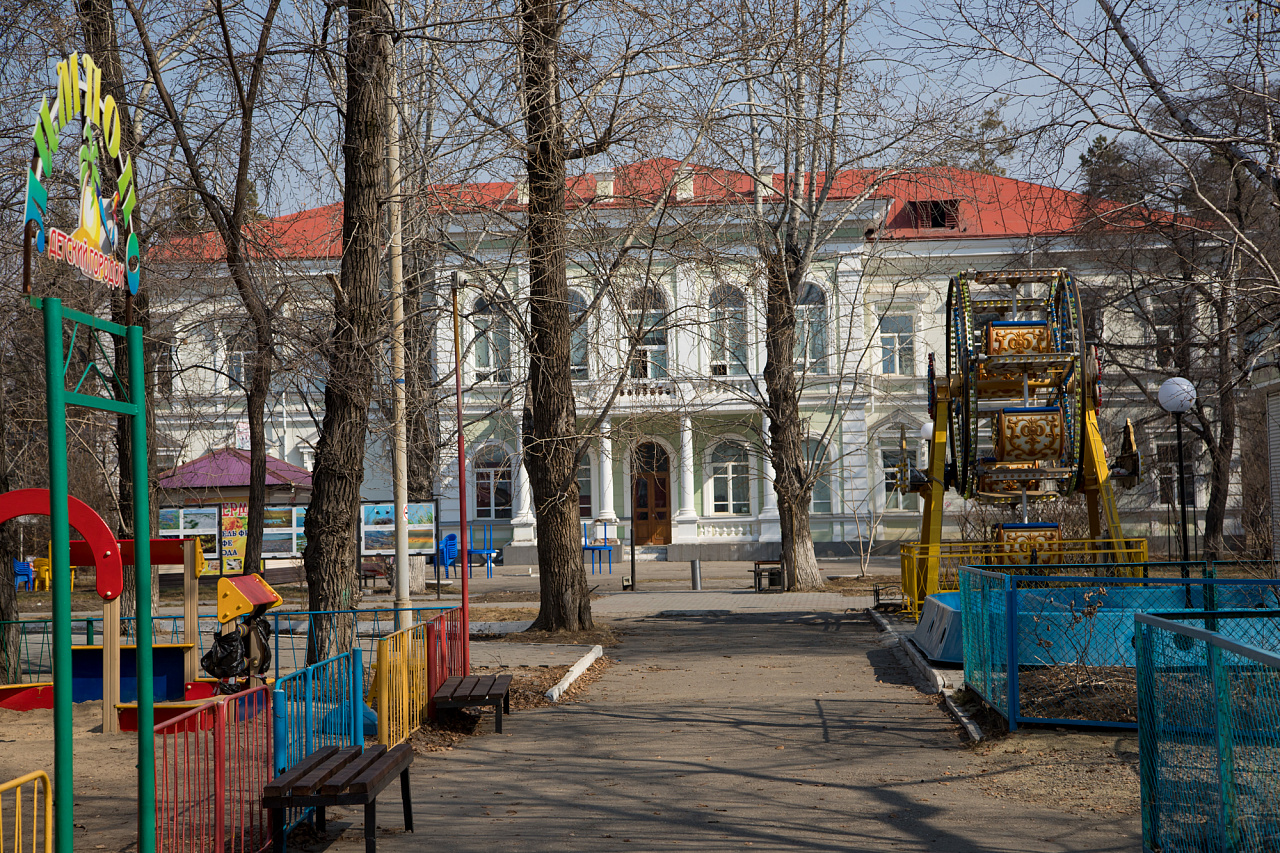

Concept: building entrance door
[[631, 442, 671, 545]]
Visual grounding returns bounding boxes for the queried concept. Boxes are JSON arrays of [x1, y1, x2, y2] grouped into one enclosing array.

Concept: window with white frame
[[709, 284, 748, 376], [795, 284, 827, 374], [473, 296, 511, 383], [627, 285, 668, 379], [880, 439, 919, 511], [879, 314, 915, 376], [708, 441, 751, 514], [225, 330, 254, 388], [805, 439, 833, 514], [474, 445, 513, 519], [1157, 443, 1178, 505], [577, 455, 592, 518], [569, 290, 590, 380], [155, 334, 177, 398]]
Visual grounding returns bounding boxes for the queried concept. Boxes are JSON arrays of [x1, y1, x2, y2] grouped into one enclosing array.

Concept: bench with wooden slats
[[261, 744, 413, 853], [432, 673, 513, 732]]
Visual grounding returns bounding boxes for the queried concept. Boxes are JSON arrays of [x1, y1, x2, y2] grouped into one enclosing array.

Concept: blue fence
[[0, 614, 215, 683], [1136, 610, 1280, 853], [271, 648, 364, 774], [959, 567, 1280, 729]]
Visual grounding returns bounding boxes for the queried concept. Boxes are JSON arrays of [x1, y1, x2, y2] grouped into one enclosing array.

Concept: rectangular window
[[882, 447, 919, 511], [909, 199, 959, 229], [880, 315, 915, 376], [628, 318, 668, 379], [578, 458, 592, 518], [155, 336, 176, 398], [475, 316, 512, 383], [1157, 444, 1177, 506], [476, 469, 513, 519]]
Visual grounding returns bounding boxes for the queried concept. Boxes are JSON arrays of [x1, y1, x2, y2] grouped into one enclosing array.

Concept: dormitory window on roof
[[909, 200, 959, 229]]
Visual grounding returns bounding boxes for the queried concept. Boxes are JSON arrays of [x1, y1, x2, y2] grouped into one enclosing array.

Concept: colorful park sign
[[24, 52, 141, 294]]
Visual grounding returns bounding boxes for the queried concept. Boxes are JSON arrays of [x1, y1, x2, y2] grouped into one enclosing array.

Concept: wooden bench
[[262, 744, 413, 853], [751, 560, 784, 593], [432, 674, 513, 732]]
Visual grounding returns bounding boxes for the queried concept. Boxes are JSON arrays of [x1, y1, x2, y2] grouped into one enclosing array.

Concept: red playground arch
[[0, 488, 122, 600]]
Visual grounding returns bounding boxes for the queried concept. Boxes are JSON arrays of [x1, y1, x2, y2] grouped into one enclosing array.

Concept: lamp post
[[1157, 377, 1196, 568]]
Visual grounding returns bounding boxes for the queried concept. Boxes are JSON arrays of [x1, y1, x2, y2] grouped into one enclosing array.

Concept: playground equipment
[[0, 770, 52, 853], [901, 269, 1146, 622], [201, 574, 283, 690]]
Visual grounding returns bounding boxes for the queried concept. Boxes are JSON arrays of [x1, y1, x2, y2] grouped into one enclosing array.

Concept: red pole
[[451, 274, 470, 674]]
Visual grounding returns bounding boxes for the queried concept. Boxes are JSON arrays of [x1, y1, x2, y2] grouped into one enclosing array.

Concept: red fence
[[428, 607, 466, 718], [155, 686, 272, 853]]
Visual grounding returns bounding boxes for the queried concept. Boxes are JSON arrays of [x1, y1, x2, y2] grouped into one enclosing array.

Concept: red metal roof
[[157, 447, 312, 491], [154, 160, 1163, 263]]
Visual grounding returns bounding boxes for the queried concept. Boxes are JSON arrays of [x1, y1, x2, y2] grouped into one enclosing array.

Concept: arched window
[[805, 439, 833, 514], [627, 286, 668, 379], [474, 445, 512, 519], [709, 284, 748, 376], [879, 434, 919, 511], [709, 441, 750, 514], [569, 290, 590, 380], [795, 283, 827, 375], [473, 296, 511, 383]]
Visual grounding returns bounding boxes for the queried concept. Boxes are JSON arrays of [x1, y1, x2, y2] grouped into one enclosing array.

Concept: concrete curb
[[545, 644, 604, 702], [470, 620, 535, 635], [866, 608, 984, 741]]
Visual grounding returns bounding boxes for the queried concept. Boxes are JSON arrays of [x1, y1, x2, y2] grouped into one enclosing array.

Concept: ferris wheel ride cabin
[[901, 268, 1146, 619]]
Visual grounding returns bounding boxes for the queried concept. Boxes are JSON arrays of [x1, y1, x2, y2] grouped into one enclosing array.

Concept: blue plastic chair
[[12, 560, 34, 591], [438, 534, 458, 580], [469, 524, 499, 579], [583, 523, 613, 575]]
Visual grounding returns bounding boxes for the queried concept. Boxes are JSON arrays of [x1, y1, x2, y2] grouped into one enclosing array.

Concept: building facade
[[153, 161, 1247, 563]]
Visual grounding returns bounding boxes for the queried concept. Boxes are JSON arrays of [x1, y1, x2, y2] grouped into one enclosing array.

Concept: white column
[[673, 415, 699, 543], [596, 418, 618, 531], [511, 419, 536, 543], [759, 412, 781, 542]]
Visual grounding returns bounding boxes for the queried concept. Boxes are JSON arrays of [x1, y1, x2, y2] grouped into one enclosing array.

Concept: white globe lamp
[[1158, 377, 1196, 414]]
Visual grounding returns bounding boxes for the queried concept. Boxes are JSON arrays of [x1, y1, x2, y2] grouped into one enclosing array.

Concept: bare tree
[[300, 0, 388, 658]]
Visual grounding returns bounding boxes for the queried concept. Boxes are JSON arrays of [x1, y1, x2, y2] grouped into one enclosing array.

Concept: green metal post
[[1208, 643, 1239, 852], [43, 298, 73, 853], [128, 324, 155, 853]]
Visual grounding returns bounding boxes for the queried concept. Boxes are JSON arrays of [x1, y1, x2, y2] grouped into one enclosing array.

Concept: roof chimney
[[756, 164, 776, 196], [595, 170, 615, 200], [675, 166, 694, 201]]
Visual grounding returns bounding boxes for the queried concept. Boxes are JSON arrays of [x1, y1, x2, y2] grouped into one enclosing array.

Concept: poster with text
[[220, 501, 249, 572]]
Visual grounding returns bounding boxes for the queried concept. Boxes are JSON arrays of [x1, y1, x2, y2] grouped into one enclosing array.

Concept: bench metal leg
[[316, 804, 326, 833], [494, 699, 502, 733], [365, 800, 377, 853], [272, 808, 285, 853], [400, 768, 414, 832], [503, 690, 510, 714]]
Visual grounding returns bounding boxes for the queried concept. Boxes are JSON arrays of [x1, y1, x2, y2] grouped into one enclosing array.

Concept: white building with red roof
[[151, 159, 1235, 566]]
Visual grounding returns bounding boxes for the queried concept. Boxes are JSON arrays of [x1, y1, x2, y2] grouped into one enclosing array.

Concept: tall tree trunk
[[80, 0, 159, 613], [0, 349, 20, 684], [244, 346, 271, 574], [1200, 291, 1235, 560], [302, 0, 387, 660], [405, 253, 439, 499], [522, 0, 592, 632], [762, 250, 821, 590]]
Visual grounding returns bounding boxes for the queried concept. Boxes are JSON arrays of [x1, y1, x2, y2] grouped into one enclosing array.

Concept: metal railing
[[0, 771, 51, 853], [375, 608, 465, 747], [1136, 611, 1280, 853], [0, 615, 208, 684], [272, 650, 363, 775], [154, 686, 272, 853], [899, 537, 1148, 618], [959, 567, 1280, 729], [270, 605, 458, 683]]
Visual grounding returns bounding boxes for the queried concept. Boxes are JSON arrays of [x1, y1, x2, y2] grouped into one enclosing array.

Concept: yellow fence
[[0, 771, 51, 853], [375, 623, 432, 747], [899, 538, 1149, 619]]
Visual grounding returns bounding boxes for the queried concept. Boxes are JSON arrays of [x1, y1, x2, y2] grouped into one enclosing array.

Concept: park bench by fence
[[432, 674, 512, 732], [261, 744, 413, 853]]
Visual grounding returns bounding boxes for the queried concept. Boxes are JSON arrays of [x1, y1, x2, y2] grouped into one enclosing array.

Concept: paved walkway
[[362, 610, 1136, 852], [592, 589, 867, 615]]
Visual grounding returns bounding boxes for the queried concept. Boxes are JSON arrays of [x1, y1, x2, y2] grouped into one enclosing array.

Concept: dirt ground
[[0, 701, 141, 852]]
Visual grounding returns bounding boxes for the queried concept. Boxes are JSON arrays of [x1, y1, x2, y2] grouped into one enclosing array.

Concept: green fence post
[[128, 323, 155, 853], [43, 298, 73, 853], [1207, 643, 1239, 853]]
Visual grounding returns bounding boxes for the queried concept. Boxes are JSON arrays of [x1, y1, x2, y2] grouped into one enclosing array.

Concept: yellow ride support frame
[[910, 387, 950, 606]]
